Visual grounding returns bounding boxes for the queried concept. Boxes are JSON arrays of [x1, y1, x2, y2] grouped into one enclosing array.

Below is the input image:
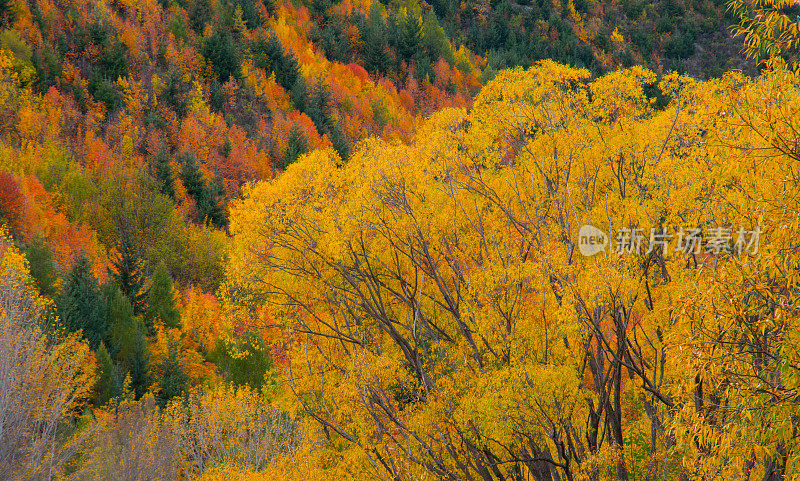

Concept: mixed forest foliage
[[1, 0, 800, 479]]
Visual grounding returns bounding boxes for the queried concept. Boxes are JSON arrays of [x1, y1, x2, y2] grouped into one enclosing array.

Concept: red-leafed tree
[[0, 172, 23, 231]]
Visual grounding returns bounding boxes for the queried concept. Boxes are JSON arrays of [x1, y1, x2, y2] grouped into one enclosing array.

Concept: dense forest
[[1, 0, 800, 479]]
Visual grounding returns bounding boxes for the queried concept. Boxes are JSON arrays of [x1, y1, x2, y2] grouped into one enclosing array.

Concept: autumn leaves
[[226, 62, 800, 480]]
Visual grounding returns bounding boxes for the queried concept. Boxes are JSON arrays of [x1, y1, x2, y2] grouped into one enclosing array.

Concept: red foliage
[[346, 63, 370, 82], [0, 172, 24, 230]]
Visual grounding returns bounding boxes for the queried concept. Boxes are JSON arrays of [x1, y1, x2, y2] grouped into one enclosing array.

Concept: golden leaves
[[0, 228, 96, 478], [226, 62, 800, 480]]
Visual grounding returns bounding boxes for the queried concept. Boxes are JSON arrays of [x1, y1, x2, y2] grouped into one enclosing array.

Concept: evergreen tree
[[203, 28, 242, 82], [146, 260, 180, 331], [362, 4, 390, 74], [188, 0, 213, 33], [397, 3, 423, 61], [93, 342, 120, 407], [290, 77, 309, 112], [283, 124, 309, 168], [103, 285, 151, 400], [108, 222, 148, 314], [330, 123, 350, 161], [306, 82, 335, 136], [149, 146, 175, 199], [128, 330, 151, 400], [58, 254, 107, 349], [103, 286, 138, 360], [250, 35, 276, 73], [231, 0, 265, 29], [24, 236, 59, 298], [180, 151, 208, 223], [270, 36, 300, 90], [179, 152, 226, 228], [251, 34, 302, 93], [301, 83, 349, 160], [156, 335, 189, 406], [161, 67, 192, 117], [421, 11, 450, 63], [179, 152, 205, 203], [200, 175, 227, 228]]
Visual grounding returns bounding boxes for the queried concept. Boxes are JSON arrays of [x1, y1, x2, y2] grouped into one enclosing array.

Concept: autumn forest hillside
[[2, 0, 800, 479]]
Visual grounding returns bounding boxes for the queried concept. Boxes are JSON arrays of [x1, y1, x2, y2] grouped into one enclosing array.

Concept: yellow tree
[[0, 228, 96, 480], [226, 61, 800, 480], [729, 0, 800, 71]]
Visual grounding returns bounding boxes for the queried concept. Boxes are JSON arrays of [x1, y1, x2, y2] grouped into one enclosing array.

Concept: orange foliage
[[179, 286, 228, 353], [83, 130, 114, 175], [16, 175, 108, 280]]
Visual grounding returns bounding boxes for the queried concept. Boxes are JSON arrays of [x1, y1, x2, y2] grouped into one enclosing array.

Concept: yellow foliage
[[0, 227, 96, 478], [729, 0, 800, 72], [225, 61, 800, 480]]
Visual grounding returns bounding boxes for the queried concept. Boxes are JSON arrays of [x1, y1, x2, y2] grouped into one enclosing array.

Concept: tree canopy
[[226, 61, 800, 480]]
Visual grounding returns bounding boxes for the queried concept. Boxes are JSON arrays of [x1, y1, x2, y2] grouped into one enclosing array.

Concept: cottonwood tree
[[226, 62, 800, 480]]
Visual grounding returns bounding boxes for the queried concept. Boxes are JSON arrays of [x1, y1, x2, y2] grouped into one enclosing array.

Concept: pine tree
[[329, 123, 350, 161], [231, 0, 265, 29], [103, 285, 151, 400], [283, 124, 309, 168], [306, 82, 335, 135], [269, 36, 300, 91], [93, 342, 120, 407], [188, 0, 213, 33], [24, 236, 59, 298], [203, 28, 242, 82], [421, 11, 450, 62], [290, 76, 309, 112], [149, 146, 175, 199], [156, 335, 189, 406], [146, 260, 180, 331], [179, 152, 205, 204], [200, 175, 226, 228], [58, 254, 107, 349], [397, 2, 423, 61], [301, 83, 349, 160], [363, 2, 390, 74], [128, 330, 151, 400], [108, 222, 147, 314], [180, 152, 226, 228]]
